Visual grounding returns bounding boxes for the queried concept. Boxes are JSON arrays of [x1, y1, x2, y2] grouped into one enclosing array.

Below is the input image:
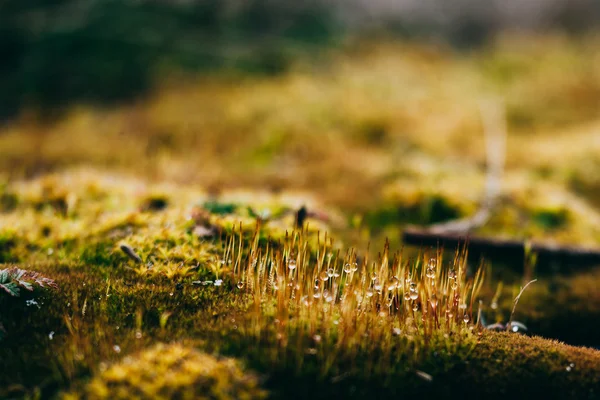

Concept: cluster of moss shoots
[[204, 224, 485, 378]]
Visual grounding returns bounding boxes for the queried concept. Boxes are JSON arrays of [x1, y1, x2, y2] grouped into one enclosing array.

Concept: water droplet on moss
[[319, 270, 329, 281], [288, 259, 296, 270], [426, 266, 436, 279]]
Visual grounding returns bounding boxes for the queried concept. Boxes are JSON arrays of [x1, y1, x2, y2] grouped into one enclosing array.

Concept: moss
[[2, 34, 600, 398], [69, 343, 266, 400], [532, 207, 569, 230], [364, 192, 464, 231], [0, 232, 16, 263], [462, 332, 600, 398], [487, 269, 600, 347]]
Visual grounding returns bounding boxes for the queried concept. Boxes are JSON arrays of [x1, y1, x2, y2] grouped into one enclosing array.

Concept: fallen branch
[[402, 227, 600, 270]]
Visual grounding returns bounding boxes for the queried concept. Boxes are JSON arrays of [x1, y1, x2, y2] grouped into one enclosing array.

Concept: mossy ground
[[2, 34, 600, 399]]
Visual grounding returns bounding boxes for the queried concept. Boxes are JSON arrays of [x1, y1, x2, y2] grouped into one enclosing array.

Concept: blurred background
[[1, 0, 600, 247]]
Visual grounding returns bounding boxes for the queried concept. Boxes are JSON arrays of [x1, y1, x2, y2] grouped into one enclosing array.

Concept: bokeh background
[[1, 0, 600, 248]]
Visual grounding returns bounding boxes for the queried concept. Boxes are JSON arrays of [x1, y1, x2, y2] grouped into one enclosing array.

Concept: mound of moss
[[66, 343, 266, 400]]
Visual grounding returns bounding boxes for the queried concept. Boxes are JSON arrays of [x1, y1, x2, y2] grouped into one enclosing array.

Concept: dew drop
[[463, 314, 470, 323], [319, 270, 329, 282], [26, 299, 40, 308], [393, 327, 402, 336], [313, 334, 322, 343], [237, 281, 244, 289], [448, 268, 456, 280], [366, 289, 374, 298], [288, 259, 297, 270], [491, 301, 498, 310], [135, 331, 142, 339], [413, 303, 419, 312], [410, 291, 419, 300], [343, 263, 352, 273], [451, 282, 458, 290], [313, 292, 322, 299], [48, 331, 55, 340], [327, 268, 335, 278], [426, 266, 436, 279], [404, 292, 411, 301], [214, 279, 223, 287], [113, 345, 121, 353]]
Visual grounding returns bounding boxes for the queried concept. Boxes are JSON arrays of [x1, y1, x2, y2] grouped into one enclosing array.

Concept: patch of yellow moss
[[66, 343, 266, 400]]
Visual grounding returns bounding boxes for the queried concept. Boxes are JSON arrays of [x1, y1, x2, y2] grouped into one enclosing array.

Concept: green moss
[[532, 207, 569, 230], [463, 332, 600, 398], [364, 193, 463, 230]]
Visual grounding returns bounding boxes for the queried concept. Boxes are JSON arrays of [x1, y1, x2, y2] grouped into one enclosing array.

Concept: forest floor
[[1, 33, 600, 399]]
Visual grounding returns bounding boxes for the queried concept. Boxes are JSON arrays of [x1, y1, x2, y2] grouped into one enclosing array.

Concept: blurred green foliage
[[0, 0, 338, 119]]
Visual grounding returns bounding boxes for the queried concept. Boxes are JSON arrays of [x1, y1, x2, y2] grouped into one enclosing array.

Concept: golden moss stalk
[[228, 225, 486, 376]]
